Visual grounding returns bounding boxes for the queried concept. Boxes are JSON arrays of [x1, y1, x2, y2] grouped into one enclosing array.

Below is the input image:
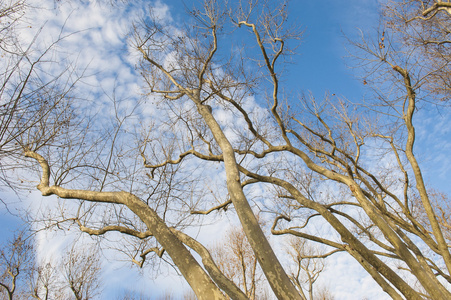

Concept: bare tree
[[0, 233, 103, 300], [20, 0, 451, 299], [285, 237, 330, 300], [61, 244, 102, 300], [0, 231, 33, 300], [211, 225, 265, 299], [28, 261, 61, 300]]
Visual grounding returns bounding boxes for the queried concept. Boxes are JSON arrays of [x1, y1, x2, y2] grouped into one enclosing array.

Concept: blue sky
[[285, 1, 379, 96], [1, 0, 450, 299]]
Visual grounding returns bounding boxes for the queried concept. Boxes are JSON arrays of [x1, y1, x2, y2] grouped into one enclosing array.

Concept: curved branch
[[422, 2, 451, 17], [238, 21, 290, 145], [271, 215, 345, 251], [74, 220, 153, 240], [191, 199, 232, 215], [198, 25, 217, 86], [393, 64, 451, 276], [207, 81, 272, 148], [133, 247, 165, 268], [239, 165, 422, 299], [141, 148, 223, 179]]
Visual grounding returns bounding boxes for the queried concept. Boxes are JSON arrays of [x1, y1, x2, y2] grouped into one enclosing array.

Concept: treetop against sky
[[1, 0, 451, 299]]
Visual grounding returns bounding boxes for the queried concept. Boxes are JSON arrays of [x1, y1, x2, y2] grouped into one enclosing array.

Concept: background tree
[[29, 260, 60, 300], [0, 229, 103, 300], [0, 231, 33, 300], [211, 225, 265, 300], [18, 0, 451, 299], [61, 244, 102, 300], [211, 226, 331, 300], [285, 237, 331, 300]]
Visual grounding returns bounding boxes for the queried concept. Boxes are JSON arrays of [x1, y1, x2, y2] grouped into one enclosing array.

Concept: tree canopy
[[1, 0, 451, 299]]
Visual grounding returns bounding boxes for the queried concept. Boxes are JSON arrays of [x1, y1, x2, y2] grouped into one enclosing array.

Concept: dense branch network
[[16, 1, 451, 299]]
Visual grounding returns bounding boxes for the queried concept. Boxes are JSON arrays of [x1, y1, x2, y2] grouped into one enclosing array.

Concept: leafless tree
[[211, 225, 265, 299], [285, 237, 330, 300], [28, 260, 62, 300], [20, 0, 451, 299], [0, 228, 104, 300], [60, 244, 101, 300], [0, 231, 33, 300]]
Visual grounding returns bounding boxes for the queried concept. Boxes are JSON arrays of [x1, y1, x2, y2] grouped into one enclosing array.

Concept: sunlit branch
[[289, 114, 367, 179], [343, 244, 404, 300], [286, 128, 350, 174], [271, 215, 345, 250], [191, 199, 232, 215], [328, 208, 396, 253], [207, 81, 272, 147], [238, 20, 290, 145], [132, 247, 165, 268], [427, 257, 451, 283], [198, 24, 217, 86], [148, 87, 186, 100], [137, 46, 187, 94], [393, 64, 451, 275], [295, 249, 342, 260], [233, 144, 288, 159], [422, 2, 451, 17], [24, 150, 226, 299], [74, 220, 153, 239], [422, 39, 451, 45], [141, 148, 223, 178], [240, 165, 421, 298]]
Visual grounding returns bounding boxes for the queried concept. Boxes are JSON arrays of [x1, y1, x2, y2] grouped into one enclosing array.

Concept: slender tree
[[61, 244, 102, 300], [0, 231, 33, 300], [285, 237, 330, 300], [211, 225, 265, 300]]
